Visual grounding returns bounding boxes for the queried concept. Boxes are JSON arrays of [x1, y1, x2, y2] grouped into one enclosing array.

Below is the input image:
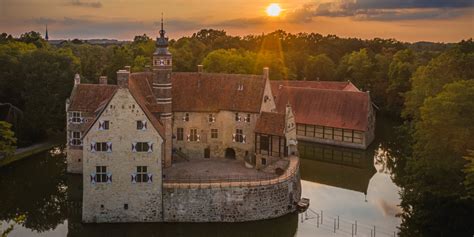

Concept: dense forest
[[0, 29, 473, 236]]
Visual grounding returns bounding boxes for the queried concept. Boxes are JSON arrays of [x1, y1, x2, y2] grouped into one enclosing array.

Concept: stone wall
[[162, 157, 301, 222], [66, 111, 94, 174], [173, 111, 259, 160], [82, 88, 164, 223]]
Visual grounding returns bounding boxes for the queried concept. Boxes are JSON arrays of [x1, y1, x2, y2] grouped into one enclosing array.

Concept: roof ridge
[[279, 85, 367, 94]]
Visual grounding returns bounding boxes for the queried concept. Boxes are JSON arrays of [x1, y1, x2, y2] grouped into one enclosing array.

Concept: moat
[[0, 117, 401, 236]]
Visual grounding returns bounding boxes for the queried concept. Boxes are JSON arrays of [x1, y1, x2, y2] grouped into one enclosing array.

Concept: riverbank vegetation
[[0, 30, 473, 236]]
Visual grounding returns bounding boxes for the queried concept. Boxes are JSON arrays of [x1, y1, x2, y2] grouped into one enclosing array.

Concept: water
[[0, 117, 401, 237]]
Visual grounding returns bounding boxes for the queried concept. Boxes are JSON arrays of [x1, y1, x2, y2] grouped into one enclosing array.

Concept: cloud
[[287, 0, 474, 22], [66, 0, 102, 8]]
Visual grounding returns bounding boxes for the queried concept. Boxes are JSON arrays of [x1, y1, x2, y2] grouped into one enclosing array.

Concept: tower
[[152, 15, 173, 168], [45, 24, 49, 41]]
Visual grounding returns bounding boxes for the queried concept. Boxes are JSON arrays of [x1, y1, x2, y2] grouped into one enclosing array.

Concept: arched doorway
[[225, 148, 236, 159]]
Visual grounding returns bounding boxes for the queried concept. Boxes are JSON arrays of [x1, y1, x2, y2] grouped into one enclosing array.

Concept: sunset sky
[[0, 0, 473, 42]]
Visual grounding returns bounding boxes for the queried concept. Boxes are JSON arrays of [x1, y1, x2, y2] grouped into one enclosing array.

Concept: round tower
[[152, 15, 173, 168]]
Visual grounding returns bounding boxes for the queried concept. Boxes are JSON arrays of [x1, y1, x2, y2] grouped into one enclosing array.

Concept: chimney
[[197, 65, 203, 73], [74, 73, 81, 85], [263, 67, 269, 80], [99, 76, 108, 85], [117, 69, 130, 88]]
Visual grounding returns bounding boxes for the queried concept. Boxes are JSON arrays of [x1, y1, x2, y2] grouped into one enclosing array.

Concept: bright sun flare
[[266, 3, 282, 17]]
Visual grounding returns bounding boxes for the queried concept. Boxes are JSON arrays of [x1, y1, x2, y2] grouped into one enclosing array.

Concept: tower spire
[[45, 24, 49, 41], [159, 12, 165, 38]]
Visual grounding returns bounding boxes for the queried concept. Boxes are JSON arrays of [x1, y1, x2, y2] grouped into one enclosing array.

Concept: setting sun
[[266, 3, 282, 17]]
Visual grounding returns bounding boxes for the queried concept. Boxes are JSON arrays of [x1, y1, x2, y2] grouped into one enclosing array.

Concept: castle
[[65, 22, 374, 223]]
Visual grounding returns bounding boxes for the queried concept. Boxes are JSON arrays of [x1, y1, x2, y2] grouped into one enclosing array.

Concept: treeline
[[1, 29, 474, 235]]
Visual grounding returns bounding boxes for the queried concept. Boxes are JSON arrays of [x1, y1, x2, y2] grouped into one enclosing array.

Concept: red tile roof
[[128, 74, 165, 136], [255, 112, 286, 137], [68, 84, 118, 112], [172, 72, 266, 113], [270, 80, 360, 93], [274, 86, 370, 131]]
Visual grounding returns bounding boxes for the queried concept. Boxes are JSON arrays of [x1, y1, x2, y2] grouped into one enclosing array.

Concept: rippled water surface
[[0, 117, 401, 237]]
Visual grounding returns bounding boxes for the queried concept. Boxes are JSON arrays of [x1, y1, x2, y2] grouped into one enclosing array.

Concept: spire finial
[[159, 12, 165, 38]]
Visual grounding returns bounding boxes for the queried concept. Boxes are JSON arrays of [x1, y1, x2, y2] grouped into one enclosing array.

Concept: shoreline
[[0, 140, 61, 168]]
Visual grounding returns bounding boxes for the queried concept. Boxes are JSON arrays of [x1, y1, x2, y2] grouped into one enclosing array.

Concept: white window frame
[[70, 111, 84, 124], [70, 131, 82, 146]]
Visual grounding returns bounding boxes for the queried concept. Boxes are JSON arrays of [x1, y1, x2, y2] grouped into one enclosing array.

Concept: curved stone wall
[[162, 157, 301, 222]]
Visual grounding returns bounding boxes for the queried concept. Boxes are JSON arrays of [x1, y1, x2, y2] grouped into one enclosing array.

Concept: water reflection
[[299, 141, 376, 195], [0, 148, 67, 233]]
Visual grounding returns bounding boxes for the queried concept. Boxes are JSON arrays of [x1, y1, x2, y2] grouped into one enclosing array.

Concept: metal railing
[[300, 208, 399, 237], [163, 156, 300, 188]]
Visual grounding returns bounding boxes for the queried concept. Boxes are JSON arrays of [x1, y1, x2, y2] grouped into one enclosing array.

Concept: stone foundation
[[162, 158, 301, 222]]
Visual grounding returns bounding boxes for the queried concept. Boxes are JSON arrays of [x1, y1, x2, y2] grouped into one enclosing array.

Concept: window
[[98, 120, 109, 130], [131, 166, 152, 183], [124, 204, 128, 210], [137, 120, 147, 130], [177, 128, 184, 141], [315, 126, 324, 138], [334, 128, 343, 141], [260, 135, 269, 151], [306, 125, 315, 137], [297, 124, 305, 136], [244, 114, 251, 123], [353, 131, 363, 144], [211, 129, 218, 139], [91, 142, 112, 152], [235, 113, 240, 122], [92, 166, 110, 183], [324, 127, 333, 140], [261, 158, 267, 165], [208, 114, 215, 123], [233, 129, 246, 143], [188, 128, 199, 142], [183, 113, 189, 122], [70, 131, 82, 146], [343, 129, 353, 142], [71, 112, 82, 123], [132, 142, 153, 152]]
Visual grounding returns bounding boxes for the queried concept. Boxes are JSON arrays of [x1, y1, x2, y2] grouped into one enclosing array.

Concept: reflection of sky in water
[[297, 145, 401, 237]]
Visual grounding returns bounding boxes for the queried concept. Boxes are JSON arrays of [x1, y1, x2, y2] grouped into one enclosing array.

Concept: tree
[[202, 49, 255, 74], [403, 41, 474, 120], [414, 80, 474, 158], [385, 49, 416, 115], [0, 121, 17, 157], [397, 80, 474, 236], [19, 31, 46, 48], [21, 48, 80, 139], [304, 54, 336, 81], [337, 49, 374, 90], [170, 37, 206, 72], [463, 150, 474, 199]]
